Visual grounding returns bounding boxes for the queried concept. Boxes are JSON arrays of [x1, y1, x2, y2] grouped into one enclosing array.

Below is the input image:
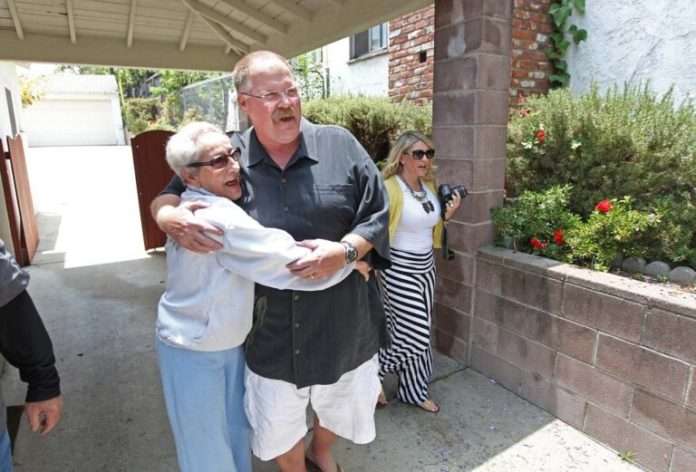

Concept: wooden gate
[[131, 130, 174, 250], [0, 135, 39, 266]]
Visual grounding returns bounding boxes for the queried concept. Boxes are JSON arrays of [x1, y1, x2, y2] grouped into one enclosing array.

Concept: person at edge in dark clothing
[[150, 50, 390, 472], [0, 239, 62, 472]]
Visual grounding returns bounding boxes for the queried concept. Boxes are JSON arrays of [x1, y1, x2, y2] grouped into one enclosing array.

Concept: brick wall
[[388, 1, 553, 105], [451, 246, 696, 472], [388, 5, 435, 105], [510, 0, 553, 104]]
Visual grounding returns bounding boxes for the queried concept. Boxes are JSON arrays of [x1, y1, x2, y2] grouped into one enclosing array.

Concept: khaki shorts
[[244, 355, 381, 461]]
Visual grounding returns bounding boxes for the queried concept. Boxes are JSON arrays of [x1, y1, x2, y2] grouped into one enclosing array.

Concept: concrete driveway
[[0, 146, 643, 471]]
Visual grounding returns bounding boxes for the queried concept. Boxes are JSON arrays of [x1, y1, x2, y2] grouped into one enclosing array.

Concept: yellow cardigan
[[384, 175, 444, 249]]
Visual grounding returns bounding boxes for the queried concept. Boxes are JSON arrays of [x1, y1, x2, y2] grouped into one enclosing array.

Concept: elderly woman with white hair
[[156, 122, 360, 472]]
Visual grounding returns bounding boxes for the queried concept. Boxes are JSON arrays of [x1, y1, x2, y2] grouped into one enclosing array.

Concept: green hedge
[[503, 85, 696, 268], [303, 96, 432, 162]]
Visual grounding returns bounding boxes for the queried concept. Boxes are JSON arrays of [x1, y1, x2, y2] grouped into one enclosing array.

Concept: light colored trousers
[[0, 430, 12, 472], [157, 338, 251, 472]]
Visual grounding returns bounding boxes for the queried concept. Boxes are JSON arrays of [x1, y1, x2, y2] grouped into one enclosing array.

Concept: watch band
[[340, 241, 359, 264]]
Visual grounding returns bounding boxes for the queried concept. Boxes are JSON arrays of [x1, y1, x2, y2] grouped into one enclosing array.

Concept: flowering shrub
[[493, 187, 663, 271], [505, 85, 696, 268], [565, 197, 658, 271], [491, 185, 580, 260]]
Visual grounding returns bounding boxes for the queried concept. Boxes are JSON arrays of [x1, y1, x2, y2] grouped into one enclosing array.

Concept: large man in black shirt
[[152, 51, 389, 472]]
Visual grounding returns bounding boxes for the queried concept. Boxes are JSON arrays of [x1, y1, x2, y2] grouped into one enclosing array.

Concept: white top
[[157, 187, 355, 352], [391, 177, 441, 252]]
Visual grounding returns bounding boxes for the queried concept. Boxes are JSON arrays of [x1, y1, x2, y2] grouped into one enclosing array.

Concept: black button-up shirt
[[163, 119, 390, 387]]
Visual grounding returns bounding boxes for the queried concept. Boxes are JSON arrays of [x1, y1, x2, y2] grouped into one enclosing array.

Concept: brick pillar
[[432, 0, 511, 365]]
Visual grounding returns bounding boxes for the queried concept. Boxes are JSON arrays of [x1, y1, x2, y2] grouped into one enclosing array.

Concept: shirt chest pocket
[[311, 184, 356, 220]]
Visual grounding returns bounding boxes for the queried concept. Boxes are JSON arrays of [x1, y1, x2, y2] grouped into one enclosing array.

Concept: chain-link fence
[[180, 74, 248, 132]]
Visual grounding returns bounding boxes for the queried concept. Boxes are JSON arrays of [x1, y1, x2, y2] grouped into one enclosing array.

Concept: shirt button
[[295, 323, 300, 328], [295, 349, 301, 355], [293, 294, 300, 301], [281, 177, 287, 183], [284, 206, 289, 212]]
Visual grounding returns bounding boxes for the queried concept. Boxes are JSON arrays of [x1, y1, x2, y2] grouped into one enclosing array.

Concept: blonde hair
[[232, 50, 294, 93], [382, 131, 436, 182]]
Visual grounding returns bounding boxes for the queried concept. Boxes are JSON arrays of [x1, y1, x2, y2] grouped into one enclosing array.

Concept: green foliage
[[292, 53, 327, 100], [303, 96, 432, 162], [60, 65, 221, 134], [547, 0, 587, 88], [124, 98, 162, 135], [506, 85, 696, 268], [565, 197, 658, 271], [492, 185, 580, 259]]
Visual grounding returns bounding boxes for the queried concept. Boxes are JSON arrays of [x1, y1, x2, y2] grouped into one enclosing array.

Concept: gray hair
[[166, 122, 223, 176], [232, 50, 294, 93]]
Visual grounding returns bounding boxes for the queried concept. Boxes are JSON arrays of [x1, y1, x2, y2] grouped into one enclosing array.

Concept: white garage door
[[23, 99, 119, 146]]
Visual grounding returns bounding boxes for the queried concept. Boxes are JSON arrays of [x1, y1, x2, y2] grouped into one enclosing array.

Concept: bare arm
[[150, 194, 223, 253], [287, 233, 373, 279]]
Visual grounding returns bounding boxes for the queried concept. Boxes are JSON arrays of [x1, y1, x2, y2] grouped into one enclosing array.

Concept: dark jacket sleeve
[[159, 175, 186, 197], [0, 290, 60, 402]]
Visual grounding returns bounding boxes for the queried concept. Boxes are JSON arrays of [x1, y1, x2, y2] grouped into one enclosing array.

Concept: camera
[[438, 184, 468, 215], [437, 184, 467, 261]]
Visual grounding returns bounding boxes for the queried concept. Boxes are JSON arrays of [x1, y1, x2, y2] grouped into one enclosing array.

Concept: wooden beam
[[6, 0, 24, 40], [127, 0, 137, 48], [200, 16, 249, 56], [179, 11, 194, 52], [66, 0, 77, 43], [0, 30, 240, 71], [181, 0, 267, 44], [267, 0, 313, 22], [217, 0, 288, 35]]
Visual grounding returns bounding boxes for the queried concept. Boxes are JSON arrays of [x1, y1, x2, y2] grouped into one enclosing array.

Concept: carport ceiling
[[0, 0, 430, 71]]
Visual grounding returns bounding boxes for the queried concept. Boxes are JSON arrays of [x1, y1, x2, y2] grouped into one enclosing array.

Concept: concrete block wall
[[448, 246, 696, 472], [389, 0, 552, 105]]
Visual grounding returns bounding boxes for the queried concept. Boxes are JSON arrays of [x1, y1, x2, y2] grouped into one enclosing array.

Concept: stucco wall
[[325, 38, 389, 97], [567, 0, 696, 104]]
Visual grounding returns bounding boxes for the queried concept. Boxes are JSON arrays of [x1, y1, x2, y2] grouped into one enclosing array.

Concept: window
[[350, 23, 388, 60]]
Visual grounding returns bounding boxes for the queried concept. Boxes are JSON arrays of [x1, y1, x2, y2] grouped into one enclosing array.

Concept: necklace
[[398, 175, 434, 214]]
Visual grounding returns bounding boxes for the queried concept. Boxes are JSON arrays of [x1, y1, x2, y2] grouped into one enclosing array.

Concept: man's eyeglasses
[[239, 86, 300, 104], [187, 148, 241, 170], [406, 149, 435, 160]]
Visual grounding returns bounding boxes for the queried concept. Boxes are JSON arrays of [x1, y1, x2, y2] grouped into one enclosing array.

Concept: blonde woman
[[378, 131, 462, 413]]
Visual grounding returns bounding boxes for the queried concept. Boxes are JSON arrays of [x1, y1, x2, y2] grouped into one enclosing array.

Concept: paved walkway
[[0, 146, 642, 471]]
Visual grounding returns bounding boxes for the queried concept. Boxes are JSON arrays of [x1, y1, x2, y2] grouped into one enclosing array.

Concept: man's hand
[[25, 395, 63, 435], [355, 261, 371, 281], [288, 239, 346, 279], [157, 201, 223, 253]]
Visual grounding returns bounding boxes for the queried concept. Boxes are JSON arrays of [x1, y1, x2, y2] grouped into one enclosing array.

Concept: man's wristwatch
[[340, 241, 359, 264]]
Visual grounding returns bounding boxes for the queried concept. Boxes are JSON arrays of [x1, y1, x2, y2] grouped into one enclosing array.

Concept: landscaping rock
[[644, 261, 671, 278], [622, 257, 646, 274], [610, 255, 623, 270], [669, 266, 696, 286]]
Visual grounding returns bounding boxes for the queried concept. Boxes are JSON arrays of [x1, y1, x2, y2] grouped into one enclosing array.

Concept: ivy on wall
[[547, 0, 588, 87]]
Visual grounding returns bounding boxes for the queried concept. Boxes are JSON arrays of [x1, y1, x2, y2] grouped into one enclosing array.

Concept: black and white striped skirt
[[378, 247, 436, 404]]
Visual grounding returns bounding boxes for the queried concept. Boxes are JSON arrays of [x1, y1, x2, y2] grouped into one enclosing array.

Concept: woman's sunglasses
[[406, 149, 435, 160], [187, 148, 241, 170]]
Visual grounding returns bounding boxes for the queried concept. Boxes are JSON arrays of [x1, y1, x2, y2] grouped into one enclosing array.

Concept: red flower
[[535, 129, 545, 143], [553, 228, 565, 246], [595, 199, 613, 214], [530, 237, 547, 250]]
